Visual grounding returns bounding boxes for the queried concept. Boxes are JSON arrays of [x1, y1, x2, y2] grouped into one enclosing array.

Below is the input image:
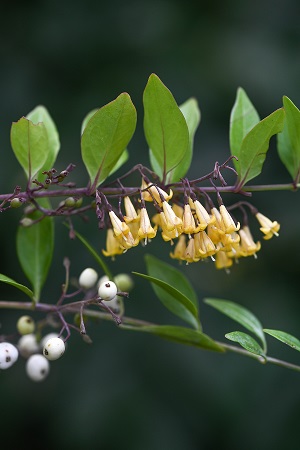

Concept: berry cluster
[[0, 270, 133, 382]]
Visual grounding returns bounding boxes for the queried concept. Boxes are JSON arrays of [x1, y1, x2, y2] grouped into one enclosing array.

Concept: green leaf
[[16, 199, 54, 302], [204, 298, 266, 350], [123, 324, 224, 352], [81, 93, 137, 191], [277, 96, 300, 181], [263, 329, 300, 352], [65, 225, 113, 279], [236, 108, 285, 187], [26, 105, 60, 179], [225, 331, 266, 357], [168, 98, 201, 182], [134, 256, 200, 330], [143, 74, 189, 181], [81, 107, 129, 178], [229, 87, 260, 167], [11, 117, 49, 180], [0, 274, 34, 299]]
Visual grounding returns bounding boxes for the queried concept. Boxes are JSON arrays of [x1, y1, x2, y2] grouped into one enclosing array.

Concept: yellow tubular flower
[[172, 204, 184, 220], [102, 229, 124, 258], [137, 207, 157, 243], [118, 231, 139, 250], [215, 250, 233, 270], [238, 226, 261, 257], [182, 204, 201, 235], [159, 212, 181, 241], [183, 237, 200, 264], [108, 211, 130, 237], [162, 201, 183, 233], [123, 196, 140, 223], [194, 231, 218, 259], [210, 207, 225, 235], [255, 212, 280, 240], [170, 234, 187, 260], [190, 199, 215, 230], [141, 180, 173, 205], [219, 204, 240, 233], [220, 231, 240, 253]]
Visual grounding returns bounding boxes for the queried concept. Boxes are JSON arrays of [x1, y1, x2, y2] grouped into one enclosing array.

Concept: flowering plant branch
[[1, 74, 300, 380]]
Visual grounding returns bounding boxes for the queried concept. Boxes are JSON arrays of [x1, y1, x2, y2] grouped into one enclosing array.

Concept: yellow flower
[[219, 205, 240, 233], [118, 231, 139, 250], [162, 201, 183, 233], [123, 196, 140, 223], [255, 212, 280, 240], [137, 207, 157, 243], [210, 207, 226, 236], [170, 234, 187, 260], [182, 203, 201, 236], [238, 226, 261, 257], [190, 199, 215, 230], [102, 229, 124, 258], [220, 231, 240, 253], [108, 211, 130, 237], [183, 237, 200, 264], [215, 250, 233, 270], [194, 231, 218, 259], [141, 180, 173, 205]]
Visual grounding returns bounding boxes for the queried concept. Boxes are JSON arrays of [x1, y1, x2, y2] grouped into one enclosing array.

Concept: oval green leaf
[[133, 263, 200, 330], [236, 108, 285, 188], [229, 87, 260, 167], [26, 105, 60, 179], [143, 74, 189, 182], [11, 117, 49, 180], [225, 331, 265, 357], [123, 324, 224, 352], [81, 93, 137, 191], [168, 97, 201, 182], [0, 274, 34, 300], [16, 200, 54, 302], [204, 298, 266, 350], [277, 96, 300, 182], [263, 329, 300, 352]]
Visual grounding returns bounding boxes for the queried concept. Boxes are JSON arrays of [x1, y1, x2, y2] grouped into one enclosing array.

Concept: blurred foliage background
[[1, 1, 300, 449]]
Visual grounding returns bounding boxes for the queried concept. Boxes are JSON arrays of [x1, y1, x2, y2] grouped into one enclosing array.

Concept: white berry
[[102, 295, 120, 312], [0, 342, 19, 369], [18, 334, 40, 358], [40, 333, 59, 350], [17, 315, 35, 335], [98, 280, 118, 301], [26, 354, 50, 382], [43, 337, 65, 361], [79, 268, 98, 290]]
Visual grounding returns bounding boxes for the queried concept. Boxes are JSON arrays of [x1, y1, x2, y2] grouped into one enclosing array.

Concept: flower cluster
[[102, 180, 280, 271]]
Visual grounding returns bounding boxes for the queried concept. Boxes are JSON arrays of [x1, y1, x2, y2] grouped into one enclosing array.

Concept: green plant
[[1, 74, 300, 381]]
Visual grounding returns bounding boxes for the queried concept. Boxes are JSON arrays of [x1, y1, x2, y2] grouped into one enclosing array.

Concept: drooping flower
[[194, 230, 218, 259], [190, 199, 215, 230], [141, 180, 173, 205], [219, 204, 240, 233], [170, 234, 187, 260], [215, 250, 233, 271], [108, 211, 130, 238], [102, 229, 124, 258], [123, 196, 140, 223], [182, 203, 201, 236], [137, 206, 157, 244], [162, 201, 183, 233], [238, 226, 261, 257], [255, 212, 280, 240]]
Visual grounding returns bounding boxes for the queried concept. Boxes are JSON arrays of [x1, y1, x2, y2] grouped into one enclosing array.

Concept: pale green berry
[[10, 198, 22, 208], [26, 354, 50, 382], [98, 280, 118, 301], [43, 337, 65, 361], [17, 315, 35, 335], [20, 218, 33, 227], [114, 273, 134, 292], [0, 342, 18, 369], [79, 268, 98, 290], [18, 334, 40, 358], [75, 198, 83, 208], [64, 197, 76, 207]]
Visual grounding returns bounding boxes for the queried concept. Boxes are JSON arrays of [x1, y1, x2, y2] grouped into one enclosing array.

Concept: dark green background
[[1, 1, 300, 449]]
